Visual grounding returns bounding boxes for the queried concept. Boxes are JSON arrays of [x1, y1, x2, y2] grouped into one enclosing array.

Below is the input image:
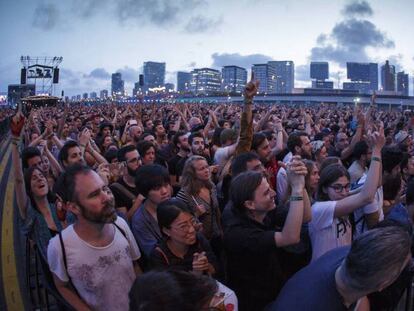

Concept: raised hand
[[244, 72, 259, 100], [78, 128, 91, 146], [287, 155, 307, 192], [10, 111, 25, 137]]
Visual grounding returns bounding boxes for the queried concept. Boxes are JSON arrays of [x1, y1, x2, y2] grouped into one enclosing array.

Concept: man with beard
[[168, 131, 191, 190], [110, 145, 144, 221], [47, 164, 142, 311]]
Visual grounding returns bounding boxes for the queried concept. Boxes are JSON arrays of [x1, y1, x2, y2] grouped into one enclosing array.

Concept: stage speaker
[[139, 74, 144, 86], [21, 68, 26, 84], [53, 68, 59, 84]]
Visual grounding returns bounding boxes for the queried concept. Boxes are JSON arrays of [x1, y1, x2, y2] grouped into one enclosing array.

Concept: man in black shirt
[[110, 145, 144, 220]]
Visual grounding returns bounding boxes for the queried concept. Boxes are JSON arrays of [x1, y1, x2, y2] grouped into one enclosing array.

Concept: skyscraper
[[221, 66, 247, 93], [252, 64, 275, 94], [143, 61, 166, 89], [268, 61, 294, 93], [100, 89, 108, 98], [345, 62, 378, 93], [189, 68, 221, 95], [111, 73, 124, 96], [381, 60, 396, 91], [310, 62, 329, 80], [397, 71, 409, 96], [177, 71, 192, 93]]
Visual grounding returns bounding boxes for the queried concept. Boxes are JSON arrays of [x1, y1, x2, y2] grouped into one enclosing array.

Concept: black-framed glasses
[[329, 183, 351, 193]]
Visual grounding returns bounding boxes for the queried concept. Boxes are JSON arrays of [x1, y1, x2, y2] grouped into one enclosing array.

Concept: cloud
[[31, 0, 216, 33], [184, 15, 223, 33], [295, 64, 310, 81], [115, 66, 140, 83], [342, 0, 373, 17], [211, 53, 274, 69], [32, 3, 59, 30], [83, 68, 111, 80], [386, 54, 404, 72], [187, 62, 197, 68], [310, 18, 395, 64]]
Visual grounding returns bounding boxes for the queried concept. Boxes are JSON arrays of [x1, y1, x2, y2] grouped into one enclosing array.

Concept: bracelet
[[80, 144, 86, 148], [245, 98, 253, 105], [290, 195, 303, 201], [371, 156, 381, 162]]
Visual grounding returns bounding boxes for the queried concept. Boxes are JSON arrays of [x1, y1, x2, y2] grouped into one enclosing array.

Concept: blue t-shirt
[[268, 246, 350, 311]]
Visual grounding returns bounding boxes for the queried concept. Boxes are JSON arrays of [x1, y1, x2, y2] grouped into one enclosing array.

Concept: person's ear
[[162, 227, 171, 237], [244, 200, 255, 211]]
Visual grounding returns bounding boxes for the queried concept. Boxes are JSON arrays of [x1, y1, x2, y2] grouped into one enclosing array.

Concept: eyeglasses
[[171, 217, 199, 232], [329, 183, 351, 193]]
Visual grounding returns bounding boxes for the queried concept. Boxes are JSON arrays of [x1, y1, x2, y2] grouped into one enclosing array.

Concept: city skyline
[[1, 0, 414, 96]]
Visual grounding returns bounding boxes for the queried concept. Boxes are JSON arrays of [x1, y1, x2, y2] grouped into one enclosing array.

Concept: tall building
[[189, 68, 221, 95], [221, 66, 247, 93], [310, 62, 329, 80], [268, 61, 294, 93], [82, 93, 88, 99], [381, 60, 396, 91], [143, 61, 166, 90], [111, 73, 124, 96], [100, 89, 108, 98], [252, 64, 275, 94], [310, 62, 333, 89], [177, 71, 192, 93], [397, 71, 409, 96], [346, 62, 378, 93], [90, 92, 97, 99]]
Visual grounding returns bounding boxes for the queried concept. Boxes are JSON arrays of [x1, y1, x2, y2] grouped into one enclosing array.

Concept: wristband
[[371, 156, 381, 162], [80, 144, 86, 148], [290, 195, 303, 201]]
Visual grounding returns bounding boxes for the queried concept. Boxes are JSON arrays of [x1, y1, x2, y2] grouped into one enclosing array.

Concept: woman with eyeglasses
[[149, 198, 217, 274], [150, 198, 237, 310], [309, 129, 385, 262]]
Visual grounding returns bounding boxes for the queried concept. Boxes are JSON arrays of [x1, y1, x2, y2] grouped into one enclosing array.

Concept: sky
[[1, 0, 413, 96]]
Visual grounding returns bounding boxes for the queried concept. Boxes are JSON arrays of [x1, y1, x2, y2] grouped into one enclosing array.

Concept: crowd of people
[[4, 76, 414, 311]]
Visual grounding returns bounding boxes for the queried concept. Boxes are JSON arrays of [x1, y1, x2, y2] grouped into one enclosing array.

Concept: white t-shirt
[[353, 173, 384, 238], [309, 201, 352, 262], [214, 145, 233, 168], [47, 217, 140, 311]]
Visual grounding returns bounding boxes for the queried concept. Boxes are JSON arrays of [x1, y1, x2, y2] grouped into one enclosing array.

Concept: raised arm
[[10, 112, 28, 219], [334, 128, 385, 217], [235, 73, 258, 156], [275, 156, 307, 246]]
